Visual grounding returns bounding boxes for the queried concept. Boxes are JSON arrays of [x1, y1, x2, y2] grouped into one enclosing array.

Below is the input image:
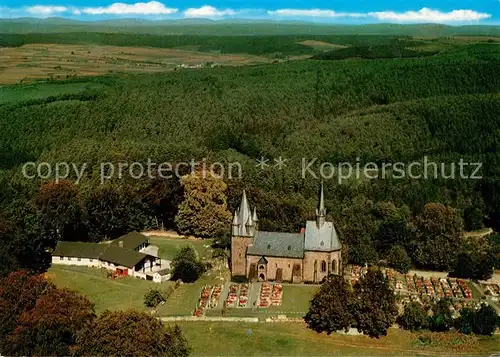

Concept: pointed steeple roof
[[232, 210, 240, 225], [239, 190, 251, 227], [252, 207, 258, 222], [246, 214, 254, 227], [316, 181, 326, 216]]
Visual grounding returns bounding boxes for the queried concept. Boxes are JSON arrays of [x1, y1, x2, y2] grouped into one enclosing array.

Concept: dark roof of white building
[[110, 231, 149, 250], [247, 231, 305, 258]]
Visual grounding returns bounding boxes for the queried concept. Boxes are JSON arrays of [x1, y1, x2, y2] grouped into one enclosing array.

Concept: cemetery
[[482, 283, 500, 300], [194, 282, 285, 316], [256, 283, 283, 308], [346, 265, 478, 303], [193, 265, 494, 318]]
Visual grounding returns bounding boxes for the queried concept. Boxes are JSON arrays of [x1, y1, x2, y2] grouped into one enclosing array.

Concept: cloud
[[0, 3, 493, 23], [183, 5, 235, 18], [268, 8, 366, 18], [368, 8, 491, 22], [25, 5, 68, 15], [81, 1, 177, 15]]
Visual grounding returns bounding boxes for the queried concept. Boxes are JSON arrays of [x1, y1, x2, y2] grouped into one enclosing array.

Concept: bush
[[456, 304, 499, 336], [428, 299, 454, 332], [397, 301, 428, 331], [144, 289, 166, 308], [171, 246, 205, 283]]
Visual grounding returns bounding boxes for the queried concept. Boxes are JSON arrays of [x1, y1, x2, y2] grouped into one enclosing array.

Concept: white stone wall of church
[[302, 250, 342, 283], [246, 255, 301, 282]]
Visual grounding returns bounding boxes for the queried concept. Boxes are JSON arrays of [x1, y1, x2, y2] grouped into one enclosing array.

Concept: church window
[[332, 260, 337, 274], [259, 265, 265, 270], [287, 245, 291, 250], [321, 261, 326, 272]]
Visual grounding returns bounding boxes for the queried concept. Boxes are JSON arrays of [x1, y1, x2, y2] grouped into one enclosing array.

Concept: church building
[[231, 184, 342, 283]]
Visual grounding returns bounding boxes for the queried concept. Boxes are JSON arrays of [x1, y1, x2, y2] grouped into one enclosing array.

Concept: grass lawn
[[173, 321, 500, 356], [267, 285, 318, 314], [47, 265, 173, 313], [468, 281, 484, 299], [148, 236, 214, 261], [158, 274, 224, 317], [204, 284, 318, 319]]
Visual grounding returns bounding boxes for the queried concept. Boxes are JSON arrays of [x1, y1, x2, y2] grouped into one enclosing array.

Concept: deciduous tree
[[75, 310, 189, 357], [410, 203, 464, 271], [457, 303, 500, 336], [397, 301, 428, 331], [387, 245, 412, 274], [450, 250, 495, 281], [304, 275, 354, 334], [428, 299, 454, 332], [351, 267, 398, 338], [175, 173, 232, 238], [171, 246, 205, 283], [36, 180, 87, 244], [6, 288, 95, 356], [0, 271, 55, 352]]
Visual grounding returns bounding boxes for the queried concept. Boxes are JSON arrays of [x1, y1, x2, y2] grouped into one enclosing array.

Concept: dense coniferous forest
[[0, 34, 499, 276]]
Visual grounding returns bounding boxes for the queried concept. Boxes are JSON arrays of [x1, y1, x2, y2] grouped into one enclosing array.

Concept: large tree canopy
[[410, 203, 464, 271], [351, 267, 398, 338], [6, 288, 95, 356], [304, 275, 354, 334], [175, 173, 232, 238], [75, 310, 189, 357]]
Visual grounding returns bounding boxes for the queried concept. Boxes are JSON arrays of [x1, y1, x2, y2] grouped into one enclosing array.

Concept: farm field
[[0, 43, 274, 84], [1, 33, 498, 84], [174, 321, 500, 356], [46, 265, 173, 313], [0, 79, 105, 104]]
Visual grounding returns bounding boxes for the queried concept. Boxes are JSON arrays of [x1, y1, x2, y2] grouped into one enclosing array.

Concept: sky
[[0, 0, 499, 24]]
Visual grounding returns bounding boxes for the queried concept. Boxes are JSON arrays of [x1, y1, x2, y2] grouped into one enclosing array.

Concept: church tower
[[231, 190, 257, 278], [316, 181, 326, 228]]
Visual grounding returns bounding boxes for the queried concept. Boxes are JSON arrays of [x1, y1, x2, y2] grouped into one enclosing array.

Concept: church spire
[[239, 190, 251, 229], [252, 207, 258, 223], [252, 207, 259, 231], [232, 209, 240, 236], [316, 181, 326, 228], [232, 190, 256, 237]]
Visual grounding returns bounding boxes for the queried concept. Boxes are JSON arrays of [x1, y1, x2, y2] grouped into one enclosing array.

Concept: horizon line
[[1, 17, 500, 27]]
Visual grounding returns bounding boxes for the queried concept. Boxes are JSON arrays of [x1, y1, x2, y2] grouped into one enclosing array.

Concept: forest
[[0, 35, 499, 278], [1, 19, 500, 36], [0, 33, 447, 56]]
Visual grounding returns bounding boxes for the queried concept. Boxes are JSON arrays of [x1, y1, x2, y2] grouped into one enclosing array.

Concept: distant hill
[[0, 18, 499, 36]]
